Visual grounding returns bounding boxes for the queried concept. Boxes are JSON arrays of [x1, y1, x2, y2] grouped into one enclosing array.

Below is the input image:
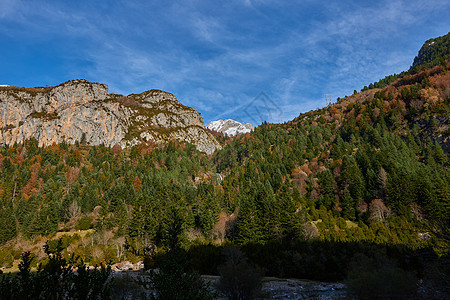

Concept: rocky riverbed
[[108, 262, 347, 299]]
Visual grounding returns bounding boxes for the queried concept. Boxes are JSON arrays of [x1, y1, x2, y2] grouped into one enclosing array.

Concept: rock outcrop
[[0, 79, 221, 154], [207, 119, 254, 136]]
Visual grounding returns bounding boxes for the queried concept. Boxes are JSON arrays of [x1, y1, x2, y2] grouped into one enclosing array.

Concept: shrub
[[0, 239, 112, 299], [216, 247, 262, 300], [346, 253, 417, 299], [76, 216, 93, 230], [0, 248, 14, 268], [147, 258, 215, 300]]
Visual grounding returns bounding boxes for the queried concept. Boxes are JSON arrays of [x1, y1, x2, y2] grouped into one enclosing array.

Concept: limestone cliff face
[[0, 79, 221, 154]]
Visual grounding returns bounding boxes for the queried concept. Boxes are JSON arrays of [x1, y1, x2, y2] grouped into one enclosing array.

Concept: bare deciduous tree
[[67, 200, 81, 219], [369, 199, 391, 223], [66, 167, 80, 191]]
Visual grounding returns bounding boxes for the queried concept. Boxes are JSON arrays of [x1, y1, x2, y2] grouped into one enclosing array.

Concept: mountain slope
[[412, 32, 450, 72], [0, 34, 448, 292], [215, 35, 449, 249], [0, 80, 221, 154]]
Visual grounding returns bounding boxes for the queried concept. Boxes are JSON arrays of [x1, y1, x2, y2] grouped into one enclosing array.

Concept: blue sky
[[0, 0, 449, 125]]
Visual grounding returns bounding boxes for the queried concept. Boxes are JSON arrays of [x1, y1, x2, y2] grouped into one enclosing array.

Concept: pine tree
[[0, 207, 16, 244], [341, 189, 356, 220]]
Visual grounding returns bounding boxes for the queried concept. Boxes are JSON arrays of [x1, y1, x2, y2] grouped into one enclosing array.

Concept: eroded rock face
[[0, 79, 221, 154]]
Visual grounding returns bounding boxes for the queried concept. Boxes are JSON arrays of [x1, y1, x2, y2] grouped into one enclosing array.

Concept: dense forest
[[0, 34, 449, 298]]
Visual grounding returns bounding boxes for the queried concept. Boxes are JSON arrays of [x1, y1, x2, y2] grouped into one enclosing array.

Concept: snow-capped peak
[[207, 119, 254, 136]]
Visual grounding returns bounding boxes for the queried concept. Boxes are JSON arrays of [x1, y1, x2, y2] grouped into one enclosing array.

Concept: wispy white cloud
[[190, 16, 225, 43], [1, 0, 449, 125]]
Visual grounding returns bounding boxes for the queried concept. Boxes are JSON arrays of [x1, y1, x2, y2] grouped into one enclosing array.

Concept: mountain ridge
[[0, 79, 221, 154]]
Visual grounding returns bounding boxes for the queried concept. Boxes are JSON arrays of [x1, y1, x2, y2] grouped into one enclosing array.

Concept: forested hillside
[[0, 34, 449, 295], [214, 67, 449, 256]]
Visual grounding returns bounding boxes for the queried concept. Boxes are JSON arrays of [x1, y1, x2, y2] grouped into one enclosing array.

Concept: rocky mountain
[[0, 79, 221, 154], [411, 32, 449, 71], [207, 119, 254, 136]]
